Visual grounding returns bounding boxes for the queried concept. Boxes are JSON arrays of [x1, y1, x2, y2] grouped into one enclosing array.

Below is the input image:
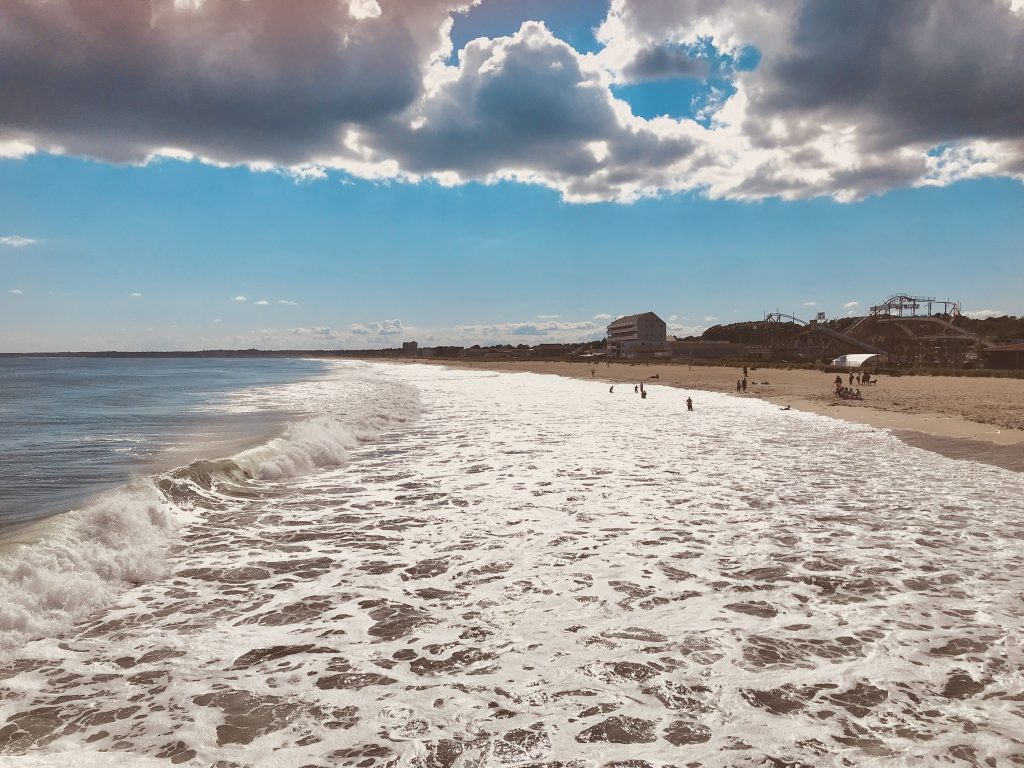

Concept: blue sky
[[1, 0, 1022, 351]]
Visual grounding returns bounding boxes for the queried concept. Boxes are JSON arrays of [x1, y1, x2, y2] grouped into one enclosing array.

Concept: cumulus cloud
[[453, 319, 603, 343], [278, 299, 299, 306], [0, 0, 1022, 202], [843, 301, 860, 309], [963, 309, 1006, 319], [254, 300, 270, 305], [9, 289, 23, 295], [350, 319, 404, 335], [619, 44, 708, 83], [233, 296, 248, 302], [0, 235, 35, 247], [802, 301, 816, 307], [593, 313, 614, 321], [703, 315, 719, 322], [537, 314, 560, 319], [130, 292, 142, 297]]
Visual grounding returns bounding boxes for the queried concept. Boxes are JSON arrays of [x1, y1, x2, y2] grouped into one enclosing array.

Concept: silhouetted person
[[609, 385, 614, 393], [686, 397, 693, 411], [741, 378, 747, 392], [641, 390, 647, 399], [737, 379, 742, 392]]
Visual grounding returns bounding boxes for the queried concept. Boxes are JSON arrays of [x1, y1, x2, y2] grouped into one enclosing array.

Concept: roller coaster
[[761, 295, 990, 366]]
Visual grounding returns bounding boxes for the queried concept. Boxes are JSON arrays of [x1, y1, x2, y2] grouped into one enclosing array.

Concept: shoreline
[[418, 359, 1024, 473]]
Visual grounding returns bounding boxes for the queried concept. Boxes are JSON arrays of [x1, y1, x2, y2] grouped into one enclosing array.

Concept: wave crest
[[0, 481, 184, 651]]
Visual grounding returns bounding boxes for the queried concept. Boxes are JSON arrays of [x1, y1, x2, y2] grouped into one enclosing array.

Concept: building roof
[[607, 311, 663, 327], [832, 353, 881, 367]]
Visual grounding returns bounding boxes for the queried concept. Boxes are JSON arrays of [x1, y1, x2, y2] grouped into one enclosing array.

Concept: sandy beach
[[426, 360, 1024, 472]]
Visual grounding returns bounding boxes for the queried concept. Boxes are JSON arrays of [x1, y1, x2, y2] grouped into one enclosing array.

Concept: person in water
[[686, 397, 693, 411]]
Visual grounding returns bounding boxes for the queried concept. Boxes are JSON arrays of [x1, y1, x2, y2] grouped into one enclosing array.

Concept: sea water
[[0, 360, 1022, 767]]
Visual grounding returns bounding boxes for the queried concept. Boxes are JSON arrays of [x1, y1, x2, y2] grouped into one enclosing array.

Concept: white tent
[[832, 353, 880, 368]]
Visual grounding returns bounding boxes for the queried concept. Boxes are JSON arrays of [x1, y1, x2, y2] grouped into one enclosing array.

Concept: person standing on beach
[[686, 397, 693, 411], [736, 379, 742, 392], [741, 378, 747, 392]]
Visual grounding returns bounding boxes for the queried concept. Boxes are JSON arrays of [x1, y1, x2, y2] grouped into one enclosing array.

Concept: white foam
[[2, 362, 1021, 765], [0, 480, 184, 651]]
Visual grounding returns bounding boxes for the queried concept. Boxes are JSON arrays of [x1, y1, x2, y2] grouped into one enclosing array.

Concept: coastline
[[419, 359, 1024, 473]]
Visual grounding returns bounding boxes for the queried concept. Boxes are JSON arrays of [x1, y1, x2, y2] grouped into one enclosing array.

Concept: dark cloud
[[620, 45, 708, 82], [0, 0, 1022, 201], [749, 0, 1024, 150], [0, 0, 464, 164]]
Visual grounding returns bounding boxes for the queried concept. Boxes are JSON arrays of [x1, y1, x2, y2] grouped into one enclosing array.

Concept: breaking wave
[[0, 480, 184, 650], [0, 362, 421, 652]]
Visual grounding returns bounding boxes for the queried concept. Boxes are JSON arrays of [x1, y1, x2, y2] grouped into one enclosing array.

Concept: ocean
[[0, 358, 1022, 767]]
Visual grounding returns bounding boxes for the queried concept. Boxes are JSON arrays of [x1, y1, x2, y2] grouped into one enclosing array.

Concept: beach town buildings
[[606, 312, 667, 358]]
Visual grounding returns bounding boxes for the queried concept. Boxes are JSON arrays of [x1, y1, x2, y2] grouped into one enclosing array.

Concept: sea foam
[[0, 361, 421, 652], [0, 480, 183, 651]]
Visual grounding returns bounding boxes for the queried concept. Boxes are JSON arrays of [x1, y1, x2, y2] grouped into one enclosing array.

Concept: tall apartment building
[[606, 312, 667, 358]]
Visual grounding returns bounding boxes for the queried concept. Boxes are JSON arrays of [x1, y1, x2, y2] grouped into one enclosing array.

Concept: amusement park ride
[[761, 294, 991, 367]]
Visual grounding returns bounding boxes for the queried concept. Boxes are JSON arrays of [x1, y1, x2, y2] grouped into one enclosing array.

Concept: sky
[[1, 0, 1022, 352]]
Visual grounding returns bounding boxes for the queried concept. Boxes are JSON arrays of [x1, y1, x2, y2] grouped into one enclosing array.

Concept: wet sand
[[425, 360, 1024, 473]]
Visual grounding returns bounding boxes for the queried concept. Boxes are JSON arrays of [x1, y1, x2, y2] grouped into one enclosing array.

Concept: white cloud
[[254, 300, 270, 305], [802, 301, 816, 307], [843, 301, 860, 309], [703, 315, 719, 322], [963, 309, 1006, 319], [668, 322, 708, 338], [278, 299, 299, 306], [130, 292, 143, 297], [213, 318, 222, 323], [537, 314, 561, 319], [233, 296, 248, 303], [1, 1, 1022, 203], [593, 313, 614, 321], [0, 236, 35, 248], [453, 319, 603, 343], [9, 288, 23, 295], [350, 319, 404, 335]]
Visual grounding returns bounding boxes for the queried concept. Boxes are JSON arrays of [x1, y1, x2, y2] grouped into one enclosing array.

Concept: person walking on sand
[[634, 384, 639, 393], [736, 379, 742, 392], [686, 397, 693, 411], [741, 378, 747, 392]]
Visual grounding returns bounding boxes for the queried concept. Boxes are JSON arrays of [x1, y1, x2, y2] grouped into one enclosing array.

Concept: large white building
[[606, 312, 667, 358]]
